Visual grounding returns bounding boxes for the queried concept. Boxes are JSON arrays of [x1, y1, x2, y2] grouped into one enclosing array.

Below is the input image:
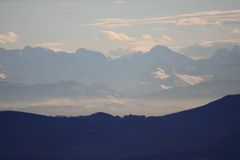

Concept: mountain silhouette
[[0, 95, 240, 160]]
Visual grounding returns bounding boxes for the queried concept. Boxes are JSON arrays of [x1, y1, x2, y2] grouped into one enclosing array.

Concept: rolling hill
[[0, 95, 239, 160]]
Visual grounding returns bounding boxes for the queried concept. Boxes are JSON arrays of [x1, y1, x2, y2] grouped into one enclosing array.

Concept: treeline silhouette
[[0, 95, 240, 160]]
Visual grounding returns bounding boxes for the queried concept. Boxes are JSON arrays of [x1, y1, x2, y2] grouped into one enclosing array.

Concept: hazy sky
[[0, 0, 240, 55]]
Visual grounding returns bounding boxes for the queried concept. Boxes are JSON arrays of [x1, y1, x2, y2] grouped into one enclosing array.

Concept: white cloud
[[102, 31, 176, 53], [197, 39, 240, 47], [108, 48, 132, 58], [175, 73, 205, 86], [232, 28, 240, 34], [131, 34, 177, 52], [0, 32, 18, 44], [130, 34, 157, 52], [160, 85, 172, 90], [102, 30, 135, 42], [153, 68, 170, 80], [176, 17, 208, 25], [142, 34, 156, 42], [83, 10, 240, 28], [36, 42, 69, 52], [159, 35, 175, 45], [197, 41, 215, 47]]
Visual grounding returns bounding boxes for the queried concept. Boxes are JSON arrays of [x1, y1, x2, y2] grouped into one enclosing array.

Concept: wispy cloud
[[197, 39, 240, 47], [102, 30, 177, 52], [174, 73, 205, 86], [160, 84, 172, 90], [102, 30, 135, 42], [131, 34, 177, 52], [0, 72, 7, 80], [83, 10, 240, 28], [36, 42, 69, 52], [0, 32, 18, 44]]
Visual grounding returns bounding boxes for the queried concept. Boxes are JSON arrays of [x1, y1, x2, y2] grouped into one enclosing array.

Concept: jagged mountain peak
[[149, 45, 173, 54], [147, 45, 192, 62], [75, 48, 106, 58], [22, 45, 33, 50], [210, 48, 231, 59]]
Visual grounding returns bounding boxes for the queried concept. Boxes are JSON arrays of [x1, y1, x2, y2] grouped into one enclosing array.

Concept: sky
[[0, 0, 240, 56]]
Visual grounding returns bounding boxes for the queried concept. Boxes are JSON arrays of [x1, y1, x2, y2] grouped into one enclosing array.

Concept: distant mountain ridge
[[180, 42, 240, 59], [1, 45, 239, 90], [0, 95, 240, 160], [0, 45, 240, 115]]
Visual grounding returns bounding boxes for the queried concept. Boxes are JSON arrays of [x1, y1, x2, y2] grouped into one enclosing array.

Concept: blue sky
[[0, 0, 240, 55]]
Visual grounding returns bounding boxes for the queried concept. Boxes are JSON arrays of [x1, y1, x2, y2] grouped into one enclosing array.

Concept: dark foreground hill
[[0, 95, 240, 160]]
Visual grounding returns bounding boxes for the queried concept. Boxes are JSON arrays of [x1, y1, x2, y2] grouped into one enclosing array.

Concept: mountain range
[[0, 95, 239, 160], [0, 45, 240, 115]]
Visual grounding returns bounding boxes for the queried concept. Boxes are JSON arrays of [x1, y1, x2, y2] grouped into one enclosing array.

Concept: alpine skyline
[[0, 0, 240, 58]]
